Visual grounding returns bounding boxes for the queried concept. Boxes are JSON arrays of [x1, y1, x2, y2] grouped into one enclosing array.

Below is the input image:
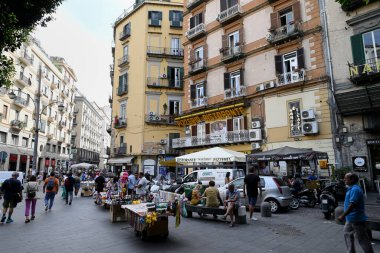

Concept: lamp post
[[8, 66, 65, 174]]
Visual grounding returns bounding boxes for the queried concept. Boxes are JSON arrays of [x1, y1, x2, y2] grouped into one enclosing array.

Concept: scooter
[[320, 184, 338, 220], [292, 189, 317, 208]]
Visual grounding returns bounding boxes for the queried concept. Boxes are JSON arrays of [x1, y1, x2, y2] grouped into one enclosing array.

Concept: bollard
[[261, 202, 272, 217], [237, 206, 247, 224], [335, 206, 345, 225]]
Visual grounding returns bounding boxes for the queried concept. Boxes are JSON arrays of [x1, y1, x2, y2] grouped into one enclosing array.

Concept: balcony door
[[196, 83, 204, 105], [228, 31, 239, 54], [195, 47, 204, 68], [283, 52, 298, 84], [169, 100, 180, 115], [233, 117, 243, 141], [279, 9, 294, 33], [197, 123, 206, 144], [230, 71, 241, 96], [171, 38, 181, 55]]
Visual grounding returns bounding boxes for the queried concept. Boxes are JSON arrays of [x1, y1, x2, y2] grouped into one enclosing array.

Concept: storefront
[[108, 156, 134, 175], [367, 139, 380, 182]]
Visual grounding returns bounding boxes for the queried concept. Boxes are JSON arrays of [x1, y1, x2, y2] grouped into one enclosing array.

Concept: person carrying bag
[[24, 175, 39, 223]]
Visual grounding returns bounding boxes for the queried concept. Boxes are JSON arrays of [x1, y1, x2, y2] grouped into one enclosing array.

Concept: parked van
[[0, 171, 25, 187], [181, 169, 245, 188]]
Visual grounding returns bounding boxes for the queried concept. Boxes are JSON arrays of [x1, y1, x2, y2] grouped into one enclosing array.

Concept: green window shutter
[[119, 75, 123, 87], [350, 34, 365, 65], [167, 67, 172, 87], [180, 67, 184, 79], [169, 10, 173, 21]]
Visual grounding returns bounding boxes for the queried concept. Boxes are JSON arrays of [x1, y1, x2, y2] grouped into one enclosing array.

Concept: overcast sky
[[33, 0, 134, 107]]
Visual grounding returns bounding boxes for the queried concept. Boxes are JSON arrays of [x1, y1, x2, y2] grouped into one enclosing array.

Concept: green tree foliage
[[0, 0, 64, 87]]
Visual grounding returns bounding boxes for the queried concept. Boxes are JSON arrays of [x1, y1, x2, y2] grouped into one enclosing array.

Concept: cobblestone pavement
[[0, 191, 379, 253]]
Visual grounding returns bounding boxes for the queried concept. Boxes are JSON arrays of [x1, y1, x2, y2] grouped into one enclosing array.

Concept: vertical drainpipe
[[319, 0, 342, 168]]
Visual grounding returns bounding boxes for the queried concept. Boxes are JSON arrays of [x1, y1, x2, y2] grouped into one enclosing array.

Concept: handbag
[[15, 193, 23, 203]]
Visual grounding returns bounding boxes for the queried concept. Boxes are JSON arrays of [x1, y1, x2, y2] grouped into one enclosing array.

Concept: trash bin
[[237, 206, 247, 224]]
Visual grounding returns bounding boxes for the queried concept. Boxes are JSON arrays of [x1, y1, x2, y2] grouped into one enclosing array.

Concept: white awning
[[108, 156, 134, 165], [176, 147, 246, 163]]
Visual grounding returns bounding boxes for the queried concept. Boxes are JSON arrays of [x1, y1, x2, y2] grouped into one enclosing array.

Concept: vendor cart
[[80, 181, 95, 197], [122, 203, 169, 240]]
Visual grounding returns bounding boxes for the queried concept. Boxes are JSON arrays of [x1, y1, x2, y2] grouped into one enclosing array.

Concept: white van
[[0, 171, 25, 187], [181, 169, 245, 188]]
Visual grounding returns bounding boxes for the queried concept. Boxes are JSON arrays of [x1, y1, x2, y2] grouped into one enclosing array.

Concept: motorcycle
[[291, 188, 317, 208], [320, 183, 339, 220]]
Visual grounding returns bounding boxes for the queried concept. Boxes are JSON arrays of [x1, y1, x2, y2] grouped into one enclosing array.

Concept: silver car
[[218, 176, 292, 213]]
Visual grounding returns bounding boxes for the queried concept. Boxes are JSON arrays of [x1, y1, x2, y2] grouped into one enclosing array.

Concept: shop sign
[[9, 154, 18, 162], [175, 106, 245, 127], [349, 60, 380, 78], [288, 100, 302, 137], [352, 156, 367, 172], [45, 158, 50, 167], [367, 139, 380, 145], [20, 155, 27, 163]]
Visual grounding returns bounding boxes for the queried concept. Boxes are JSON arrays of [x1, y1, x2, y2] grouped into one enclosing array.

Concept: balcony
[[217, 4, 242, 25], [46, 133, 53, 139], [58, 137, 65, 143], [146, 77, 183, 89], [114, 146, 127, 156], [189, 59, 207, 75], [349, 57, 380, 85], [10, 120, 25, 131], [50, 81, 58, 90], [16, 73, 32, 88], [221, 45, 244, 63], [13, 96, 29, 108], [114, 117, 127, 129], [47, 116, 54, 123], [118, 55, 129, 67], [63, 76, 69, 83], [147, 47, 184, 59], [172, 130, 250, 148], [191, 97, 208, 108], [340, 0, 369, 11], [19, 52, 33, 65], [60, 91, 67, 99], [145, 114, 176, 125], [73, 109, 79, 115], [148, 19, 162, 27], [119, 29, 131, 41], [277, 69, 305, 86], [224, 86, 246, 99], [186, 0, 205, 11], [267, 21, 302, 45], [106, 125, 112, 134], [186, 23, 206, 41], [170, 20, 182, 28], [58, 121, 66, 129], [117, 85, 128, 96]]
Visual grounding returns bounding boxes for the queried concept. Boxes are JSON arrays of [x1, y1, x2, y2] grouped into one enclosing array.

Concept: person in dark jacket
[[1, 172, 23, 223], [64, 172, 76, 205]]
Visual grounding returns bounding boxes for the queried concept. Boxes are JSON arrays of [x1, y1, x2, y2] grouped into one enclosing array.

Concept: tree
[[0, 0, 64, 87]]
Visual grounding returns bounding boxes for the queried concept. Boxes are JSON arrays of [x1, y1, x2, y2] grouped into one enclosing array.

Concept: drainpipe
[[319, 0, 342, 168]]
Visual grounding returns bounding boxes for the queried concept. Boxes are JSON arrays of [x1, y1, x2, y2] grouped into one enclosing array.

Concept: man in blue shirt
[[127, 172, 137, 196], [338, 173, 374, 253]]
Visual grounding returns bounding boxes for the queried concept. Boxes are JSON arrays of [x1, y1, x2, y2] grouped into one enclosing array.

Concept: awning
[[108, 156, 134, 165], [159, 159, 177, 167], [246, 146, 328, 162], [176, 147, 246, 163], [0, 145, 33, 156]]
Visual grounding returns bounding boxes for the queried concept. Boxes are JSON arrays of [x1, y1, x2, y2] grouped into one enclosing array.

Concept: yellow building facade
[[110, 0, 185, 175]]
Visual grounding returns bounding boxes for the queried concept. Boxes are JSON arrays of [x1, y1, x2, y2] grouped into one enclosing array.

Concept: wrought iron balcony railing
[[224, 86, 246, 99], [277, 69, 305, 86], [146, 77, 183, 89], [118, 55, 129, 66], [186, 23, 205, 40], [147, 47, 184, 57], [267, 21, 302, 44], [145, 114, 176, 125], [191, 97, 208, 108], [217, 4, 242, 24]]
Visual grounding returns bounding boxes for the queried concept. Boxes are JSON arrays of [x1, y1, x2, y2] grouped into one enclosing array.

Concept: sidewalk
[[365, 192, 380, 206]]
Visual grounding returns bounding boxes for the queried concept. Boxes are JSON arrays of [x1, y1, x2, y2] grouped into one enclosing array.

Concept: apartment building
[[71, 96, 103, 167], [94, 104, 111, 170], [0, 38, 76, 173], [110, 0, 184, 176], [325, 0, 380, 183], [175, 0, 334, 176]]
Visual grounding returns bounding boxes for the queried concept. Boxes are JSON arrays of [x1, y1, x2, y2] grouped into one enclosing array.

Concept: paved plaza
[[0, 191, 379, 253]]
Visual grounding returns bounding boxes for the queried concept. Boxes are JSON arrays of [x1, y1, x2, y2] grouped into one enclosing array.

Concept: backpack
[[64, 178, 70, 187], [27, 183, 37, 199], [46, 178, 55, 191]]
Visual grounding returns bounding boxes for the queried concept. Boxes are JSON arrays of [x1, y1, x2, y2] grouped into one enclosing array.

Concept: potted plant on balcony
[[114, 115, 119, 126]]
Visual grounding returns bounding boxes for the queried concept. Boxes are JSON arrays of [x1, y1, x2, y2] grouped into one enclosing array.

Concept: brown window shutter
[[293, 1, 301, 22], [203, 44, 208, 60], [224, 72, 230, 90], [190, 84, 196, 99], [270, 12, 279, 31], [244, 116, 248, 130], [297, 48, 305, 69], [191, 125, 197, 136], [222, 34, 228, 51], [190, 16, 195, 29], [227, 119, 233, 131], [274, 55, 283, 74], [203, 81, 207, 97], [239, 27, 244, 44], [206, 123, 210, 134], [189, 49, 195, 64], [240, 68, 244, 86]]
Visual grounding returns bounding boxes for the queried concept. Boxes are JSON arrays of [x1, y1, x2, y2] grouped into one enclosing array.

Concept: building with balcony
[[110, 0, 184, 176], [177, 0, 334, 177], [0, 37, 77, 173], [325, 0, 380, 183], [94, 104, 111, 170]]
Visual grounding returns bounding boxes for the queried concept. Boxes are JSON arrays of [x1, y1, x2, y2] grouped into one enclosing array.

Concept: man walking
[[127, 171, 136, 196], [94, 173, 105, 205], [243, 167, 262, 221], [1, 172, 23, 223], [64, 172, 75, 205], [43, 171, 59, 211], [338, 173, 374, 253]]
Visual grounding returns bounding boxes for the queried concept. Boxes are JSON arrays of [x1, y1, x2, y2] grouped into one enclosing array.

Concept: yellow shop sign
[[349, 60, 380, 78]]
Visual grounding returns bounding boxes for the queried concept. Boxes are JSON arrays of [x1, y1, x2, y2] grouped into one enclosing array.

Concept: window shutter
[[148, 11, 152, 19], [199, 12, 203, 24], [190, 16, 195, 29], [222, 35, 228, 51], [293, 1, 301, 22], [224, 72, 230, 90], [180, 67, 184, 81], [297, 48, 305, 69], [274, 55, 283, 74], [350, 34, 365, 65], [191, 125, 197, 136], [231, 0, 238, 6], [239, 27, 244, 44], [206, 123, 210, 134], [240, 68, 244, 86], [244, 116, 248, 130], [169, 10, 173, 21], [189, 49, 195, 64], [190, 85, 196, 99], [203, 44, 208, 60], [270, 12, 279, 31], [119, 75, 123, 87], [125, 73, 128, 86], [227, 119, 233, 131], [179, 11, 183, 22], [167, 67, 173, 87], [203, 81, 207, 97], [159, 12, 162, 20], [220, 0, 227, 12]]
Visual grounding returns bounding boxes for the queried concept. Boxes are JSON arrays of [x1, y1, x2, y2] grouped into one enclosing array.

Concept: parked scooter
[[291, 188, 317, 208], [320, 184, 339, 220]]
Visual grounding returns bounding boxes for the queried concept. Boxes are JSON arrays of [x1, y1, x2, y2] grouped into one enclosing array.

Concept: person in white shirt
[[135, 172, 148, 200]]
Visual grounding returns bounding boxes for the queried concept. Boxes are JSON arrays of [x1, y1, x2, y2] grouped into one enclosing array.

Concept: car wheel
[[289, 198, 300, 210], [266, 199, 280, 213]]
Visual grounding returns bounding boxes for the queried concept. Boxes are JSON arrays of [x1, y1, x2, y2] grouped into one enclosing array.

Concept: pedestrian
[[135, 172, 148, 200], [94, 173, 105, 205], [243, 167, 262, 221], [74, 173, 81, 196], [24, 175, 38, 223], [225, 172, 231, 185], [1, 172, 23, 223], [338, 173, 374, 253], [127, 171, 136, 196], [43, 171, 59, 211], [223, 183, 240, 227], [61, 173, 67, 200], [64, 172, 75, 205]]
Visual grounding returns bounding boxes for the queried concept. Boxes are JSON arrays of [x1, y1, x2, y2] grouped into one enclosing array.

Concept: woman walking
[[24, 175, 38, 223]]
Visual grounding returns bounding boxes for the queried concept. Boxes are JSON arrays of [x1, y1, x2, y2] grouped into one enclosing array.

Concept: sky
[[33, 0, 134, 107]]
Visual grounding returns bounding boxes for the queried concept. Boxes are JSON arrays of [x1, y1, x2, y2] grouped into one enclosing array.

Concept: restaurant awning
[[246, 146, 328, 162], [176, 147, 246, 163], [108, 156, 134, 165]]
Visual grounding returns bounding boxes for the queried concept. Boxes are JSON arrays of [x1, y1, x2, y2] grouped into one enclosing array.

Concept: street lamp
[[8, 66, 65, 174]]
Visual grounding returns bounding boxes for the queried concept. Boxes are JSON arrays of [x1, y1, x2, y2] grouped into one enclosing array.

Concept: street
[[0, 191, 379, 253]]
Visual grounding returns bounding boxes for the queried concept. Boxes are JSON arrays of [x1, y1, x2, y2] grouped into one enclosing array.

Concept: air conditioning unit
[[302, 121, 319, 135], [251, 120, 261, 129], [256, 84, 264, 92], [160, 139, 167, 145], [265, 81, 275, 89], [301, 109, 315, 121], [160, 74, 167, 78], [251, 142, 261, 150], [158, 149, 166, 154], [249, 129, 262, 141]]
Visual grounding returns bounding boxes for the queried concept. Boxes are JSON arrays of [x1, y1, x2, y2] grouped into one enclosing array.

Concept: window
[[123, 45, 128, 57], [118, 73, 128, 95], [189, 13, 203, 29], [148, 11, 162, 26], [15, 110, 20, 120], [39, 120, 46, 133], [220, 0, 238, 12], [3, 105, 8, 119], [24, 115, 28, 127], [120, 101, 127, 120], [169, 10, 183, 27], [120, 22, 131, 40], [170, 38, 181, 55], [197, 123, 206, 142], [167, 67, 183, 87], [52, 145, 56, 153], [12, 134, 19, 145], [275, 48, 305, 85], [0, 131, 6, 143], [233, 117, 243, 131], [270, 2, 301, 31], [46, 143, 51, 152], [22, 137, 28, 147], [169, 100, 180, 115], [224, 69, 244, 98], [362, 28, 380, 62]]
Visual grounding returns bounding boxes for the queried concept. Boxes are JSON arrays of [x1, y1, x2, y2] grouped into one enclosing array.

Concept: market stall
[[80, 180, 95, 197], [246, 146, 329, 178]]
